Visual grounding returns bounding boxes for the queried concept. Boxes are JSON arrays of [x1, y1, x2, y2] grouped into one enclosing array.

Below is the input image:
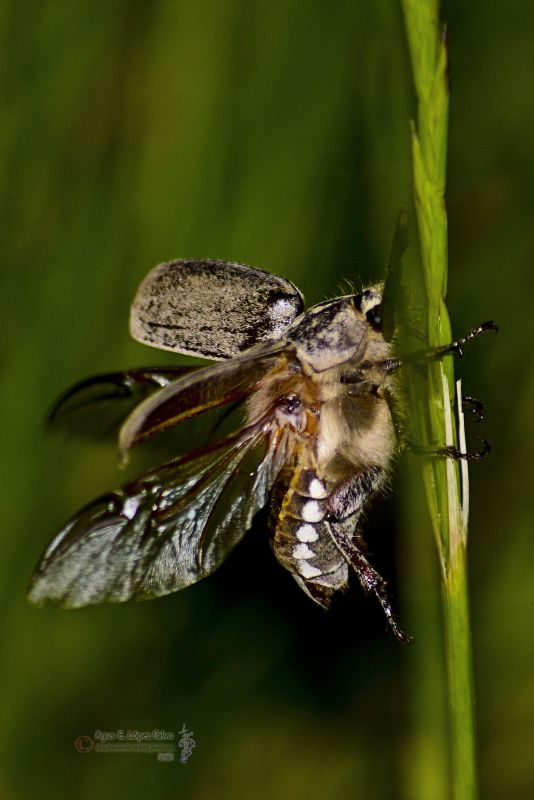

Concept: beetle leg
[[435, 438, 491, 460], [407, 437, 491, 460], [326, 475, 412, 645], [380, 321, 498, 373], [462, 394, 485, 423], [330, 520, 412, 643]]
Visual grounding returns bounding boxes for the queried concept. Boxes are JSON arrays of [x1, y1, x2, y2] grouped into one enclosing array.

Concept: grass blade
[[400, 2, 479, 798]]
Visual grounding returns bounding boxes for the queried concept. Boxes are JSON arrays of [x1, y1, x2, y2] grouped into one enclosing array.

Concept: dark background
[[1, 2, 533, 798]]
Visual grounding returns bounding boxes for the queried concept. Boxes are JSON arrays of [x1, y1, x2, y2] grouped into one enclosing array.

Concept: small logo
[[74, 735, 95, 753], [178, 724, 196, 764]]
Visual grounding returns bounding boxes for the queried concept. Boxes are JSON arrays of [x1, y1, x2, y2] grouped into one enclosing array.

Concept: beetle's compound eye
[[352, 291, 371, 313], [352, 291, 382, 331], [366, 303, 383, 332]]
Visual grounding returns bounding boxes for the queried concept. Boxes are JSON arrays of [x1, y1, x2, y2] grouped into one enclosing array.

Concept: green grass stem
[[400, 2, 479, 799]]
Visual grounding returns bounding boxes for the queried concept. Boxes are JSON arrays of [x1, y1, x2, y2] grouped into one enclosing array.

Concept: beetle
[[28, 258, 496, 640]]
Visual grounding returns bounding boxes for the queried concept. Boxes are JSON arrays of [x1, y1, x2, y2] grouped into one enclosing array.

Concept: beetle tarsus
[[380, 320, 498, 373], [462, 394, 485, 423], [433, 321, 498, 361], [435, 437, 491, 461]]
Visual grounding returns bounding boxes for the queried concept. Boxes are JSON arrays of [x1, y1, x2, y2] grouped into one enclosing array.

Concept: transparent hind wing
[[47, 367, 197, 441], [29, 422, 294, 608]]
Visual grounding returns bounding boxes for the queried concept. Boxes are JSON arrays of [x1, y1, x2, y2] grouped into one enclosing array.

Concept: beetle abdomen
[[271, 466, 349, 608]]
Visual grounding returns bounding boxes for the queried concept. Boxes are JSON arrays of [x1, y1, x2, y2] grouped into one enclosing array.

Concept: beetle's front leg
[[380, 321, 498, 374]]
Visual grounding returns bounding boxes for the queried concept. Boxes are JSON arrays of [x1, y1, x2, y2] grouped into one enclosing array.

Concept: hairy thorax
[[246, 338, 397, 486]]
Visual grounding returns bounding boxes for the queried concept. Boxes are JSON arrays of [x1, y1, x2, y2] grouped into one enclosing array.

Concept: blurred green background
[[1, 1, 533, 798]]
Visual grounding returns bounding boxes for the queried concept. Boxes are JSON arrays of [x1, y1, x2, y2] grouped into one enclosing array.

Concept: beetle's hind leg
[[329, 517, 413, 644]]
